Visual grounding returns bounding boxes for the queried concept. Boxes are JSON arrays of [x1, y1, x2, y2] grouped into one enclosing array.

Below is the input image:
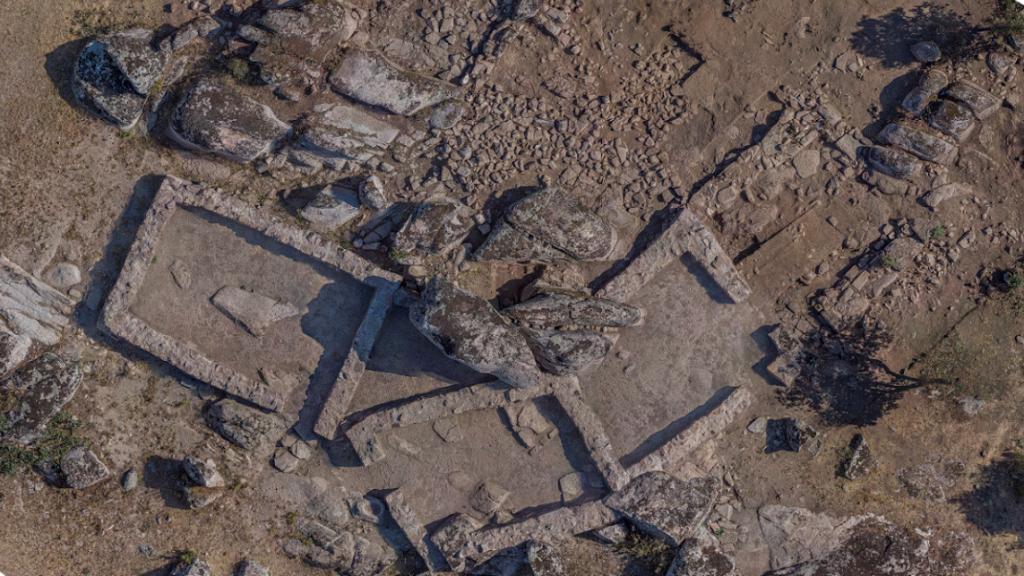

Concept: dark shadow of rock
[[294, 277, 374, 438], [76, 174, 164, 336], [751, 323, 784, 387], [44, 39, 89, 114], [143, 455, 187, 510], [955, 451, 1024, 545], [850, 3, 977, 69], [864, 71, 920, 139]]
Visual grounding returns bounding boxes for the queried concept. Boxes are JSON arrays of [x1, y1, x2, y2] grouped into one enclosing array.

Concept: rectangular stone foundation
[[102, 176, 401, 416]]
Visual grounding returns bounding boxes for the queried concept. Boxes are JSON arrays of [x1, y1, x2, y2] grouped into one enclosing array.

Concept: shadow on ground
[[956, 450, 1024, 545], [850, 3, 978, 69], [779, 319, 922, 426]]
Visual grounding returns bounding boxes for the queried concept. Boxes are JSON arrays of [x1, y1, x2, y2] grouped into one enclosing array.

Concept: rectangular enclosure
[[102, 177, 401, 420]]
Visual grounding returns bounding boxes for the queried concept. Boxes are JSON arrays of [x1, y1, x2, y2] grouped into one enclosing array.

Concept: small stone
[[44, 263, 81, 289], [299, 184, 362, 230], [746, 417, 767, 434], [765, 418, 821, 456], [60, 447, 111, 490], [910, 41, 941, 63], [183, 456, 225, 488], [180, 484, 223, 509], [428, 101, 465, 130], [273, 448, 300, 473], [289, 440, 313, 460], [559, 471, 584, 502], [122, 468, 139, 491], [172, 559, 212, 576], [359, 175, 389, 211], [839, 434, 874, 480], [792, 149, 820, 179]]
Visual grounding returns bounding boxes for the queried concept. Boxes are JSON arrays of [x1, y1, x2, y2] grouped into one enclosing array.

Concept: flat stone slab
[[295, 103, 401, 165], [102, 176, 400, 414], [329, 48, 458, 116]]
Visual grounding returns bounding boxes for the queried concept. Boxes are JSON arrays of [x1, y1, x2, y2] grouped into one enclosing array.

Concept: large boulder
[[474, 188, 617, 263], [329, 48, 458, 116], [604, 472, 720, 546], [410, 278, 542, 388], [294, 103, 400, 166], [0, 353, 83, 446], [504, 291, 644, 329], [170, 77, 291, 162], [72, 29, 167, 129], [242, 0, 360, 94], [901, 69, 947, 116]]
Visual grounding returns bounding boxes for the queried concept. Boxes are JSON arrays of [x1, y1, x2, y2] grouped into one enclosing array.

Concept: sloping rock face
[[604, 472, 720, 546], [243, 0, 360, 93], [329, 48, 458, 116], [474, 188, 616, 262], [0, 353, 82, 446], [170, 77, 291, 162], [294, 103, 400, 165], [765, 515, 976, 576], [410, 278, 542, 388], [72, 29, 167, 128], [504, 291, 644, 329]]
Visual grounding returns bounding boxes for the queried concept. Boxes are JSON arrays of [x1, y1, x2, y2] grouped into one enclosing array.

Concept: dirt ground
[[3, 0, 1024, 575]]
